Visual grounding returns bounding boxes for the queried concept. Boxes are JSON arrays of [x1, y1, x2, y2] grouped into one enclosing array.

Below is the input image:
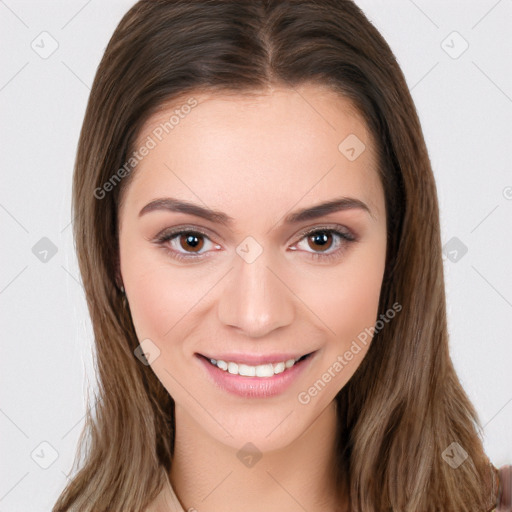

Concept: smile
[[196, 351, 317, 398], [206, 354, 310, 377]]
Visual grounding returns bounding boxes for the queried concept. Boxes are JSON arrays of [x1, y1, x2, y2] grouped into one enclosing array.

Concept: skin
[[118, 83, 387, 512]]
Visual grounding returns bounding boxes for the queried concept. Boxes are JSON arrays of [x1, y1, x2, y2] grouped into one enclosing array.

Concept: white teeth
[[238, 364, 256, 377], [256, 364, 274, 377], [273, 362, 285, 374], [208, 356, 304, 377]]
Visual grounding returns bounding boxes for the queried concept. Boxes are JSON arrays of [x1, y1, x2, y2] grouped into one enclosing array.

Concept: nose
[[217, 250, 295, 338]]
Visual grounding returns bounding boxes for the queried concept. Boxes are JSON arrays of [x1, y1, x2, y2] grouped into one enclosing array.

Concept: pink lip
[[195, 351, 317, 399], [197, 352, 311, 365]]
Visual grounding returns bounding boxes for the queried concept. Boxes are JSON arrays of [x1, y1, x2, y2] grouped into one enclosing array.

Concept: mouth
[[196, 351, 315, 378], [195, 350, 318, 398]]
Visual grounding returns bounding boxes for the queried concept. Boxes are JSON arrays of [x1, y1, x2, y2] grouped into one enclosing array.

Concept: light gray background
[[1, 1, 511, 510]]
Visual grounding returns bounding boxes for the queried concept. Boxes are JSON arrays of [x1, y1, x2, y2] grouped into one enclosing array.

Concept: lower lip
[[196, 352, 317, 399]]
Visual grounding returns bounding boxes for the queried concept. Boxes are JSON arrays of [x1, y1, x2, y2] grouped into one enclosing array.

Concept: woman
[[53, 0, 510, 510]]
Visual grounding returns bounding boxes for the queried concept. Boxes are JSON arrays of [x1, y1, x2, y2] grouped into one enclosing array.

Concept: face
[[118, 84, 387, 452]]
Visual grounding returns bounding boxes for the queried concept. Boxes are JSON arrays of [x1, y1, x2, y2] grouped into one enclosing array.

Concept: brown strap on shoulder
[[496, 465, 512, 511]]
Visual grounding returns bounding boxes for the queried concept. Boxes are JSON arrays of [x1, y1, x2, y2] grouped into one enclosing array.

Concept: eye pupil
[[308, 231, 332, 252]]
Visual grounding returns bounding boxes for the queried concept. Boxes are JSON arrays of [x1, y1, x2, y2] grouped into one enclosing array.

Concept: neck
[[169, 400, 347, 512]]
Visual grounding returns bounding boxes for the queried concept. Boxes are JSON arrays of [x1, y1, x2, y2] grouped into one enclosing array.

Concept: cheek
[[295, 248, 386, 399], [120, 236, 185, 341], [128, 276, 170, 340], [126, 266, 200, 341], [297, 241, 386, 344]]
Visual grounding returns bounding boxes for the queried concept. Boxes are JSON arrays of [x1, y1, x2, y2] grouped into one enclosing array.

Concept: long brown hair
[[53, 1, 498, 510]]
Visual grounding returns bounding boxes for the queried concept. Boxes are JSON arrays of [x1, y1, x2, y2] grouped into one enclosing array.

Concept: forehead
[[123, 83, 383, 224]]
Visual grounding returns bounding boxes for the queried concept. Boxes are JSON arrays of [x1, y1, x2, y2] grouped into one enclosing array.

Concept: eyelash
[[152, 224, 357, 263]]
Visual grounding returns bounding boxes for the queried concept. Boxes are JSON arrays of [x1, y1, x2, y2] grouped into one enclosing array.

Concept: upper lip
[[197, 351, 313, 366]]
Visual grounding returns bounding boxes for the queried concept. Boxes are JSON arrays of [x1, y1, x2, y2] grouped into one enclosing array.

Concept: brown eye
[[294, 227, 356, 262], [178, 232, 205, 253], [153, 227, 218, 262], [306, 231, 334, 253]]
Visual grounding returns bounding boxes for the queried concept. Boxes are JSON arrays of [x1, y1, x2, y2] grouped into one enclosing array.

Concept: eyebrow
[[138, 196, 374, 225]]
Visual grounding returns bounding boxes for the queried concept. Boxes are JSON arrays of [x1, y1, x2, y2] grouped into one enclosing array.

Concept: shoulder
[[496, 464, 511, 511]]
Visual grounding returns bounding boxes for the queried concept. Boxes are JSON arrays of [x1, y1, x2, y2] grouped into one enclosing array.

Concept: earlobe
[[114, 251, 125, 292], [114, 265, 125, 293], [116, 274, 125, 293]]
